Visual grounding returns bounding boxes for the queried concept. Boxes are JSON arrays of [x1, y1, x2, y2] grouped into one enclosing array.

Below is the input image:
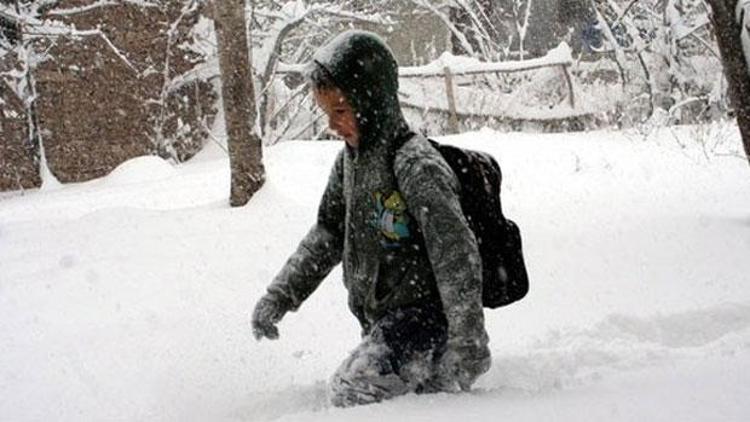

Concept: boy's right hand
[[251, 294, 288, 340]]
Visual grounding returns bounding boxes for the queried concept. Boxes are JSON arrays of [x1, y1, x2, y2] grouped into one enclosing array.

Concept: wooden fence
[[276, 44, 576, 134], [398, 51, 575, 133]]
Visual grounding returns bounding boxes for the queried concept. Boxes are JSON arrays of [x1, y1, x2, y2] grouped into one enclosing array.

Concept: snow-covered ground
[[1, 125, 749, 421]]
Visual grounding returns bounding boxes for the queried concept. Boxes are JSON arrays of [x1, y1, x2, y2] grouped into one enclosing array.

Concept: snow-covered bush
[[581, 0, 727, 127]]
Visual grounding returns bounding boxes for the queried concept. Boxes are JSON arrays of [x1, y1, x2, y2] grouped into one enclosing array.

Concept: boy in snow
[[251, 30, 490, 407]]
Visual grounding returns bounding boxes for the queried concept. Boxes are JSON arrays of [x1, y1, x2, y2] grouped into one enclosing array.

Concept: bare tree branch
[[410, 0, 477, 56], [153, 0, 200, 158], [47, 0, 159, 16], [24, 24, 139, 73]]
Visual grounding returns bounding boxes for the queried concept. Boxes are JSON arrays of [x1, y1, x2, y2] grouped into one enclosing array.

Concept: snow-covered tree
[[570, 0, 727, 126]]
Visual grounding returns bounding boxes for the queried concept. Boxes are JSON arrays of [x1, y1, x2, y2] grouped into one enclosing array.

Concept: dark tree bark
[[213, 0, 266, 206], [705, 0, 750, 166]]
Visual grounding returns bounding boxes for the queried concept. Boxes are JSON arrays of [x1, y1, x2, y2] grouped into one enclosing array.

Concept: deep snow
[[1, 125, 749, 421]]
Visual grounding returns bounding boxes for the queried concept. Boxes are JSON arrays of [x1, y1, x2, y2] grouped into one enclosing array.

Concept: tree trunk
[[212, 0, 266, 206], [705, 0, 750, 166]]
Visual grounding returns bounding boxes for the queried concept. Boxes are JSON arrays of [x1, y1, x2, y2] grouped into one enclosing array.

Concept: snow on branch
[[170, 57, 219, 90], [410, 0, 477, 56], [22, 17, 138, 73], [47, 0, 160, 16], [0, 5, 22, 21], [671, 17, 711, 40], [255, 0, 391, 72]]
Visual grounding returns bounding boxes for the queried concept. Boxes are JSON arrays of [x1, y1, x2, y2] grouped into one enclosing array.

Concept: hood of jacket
[[311, 30, 409, 153]]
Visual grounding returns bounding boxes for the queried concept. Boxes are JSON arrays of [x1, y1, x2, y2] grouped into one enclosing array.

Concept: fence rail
[[275, 43, 576, 133]]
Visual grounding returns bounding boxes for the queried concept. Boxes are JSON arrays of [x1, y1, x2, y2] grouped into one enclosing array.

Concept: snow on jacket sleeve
[[394, 143, 488, 346], [266, 150, 346, 311]]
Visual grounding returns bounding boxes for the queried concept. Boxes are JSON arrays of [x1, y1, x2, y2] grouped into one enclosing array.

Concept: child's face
[[313, 87, 360, 148]]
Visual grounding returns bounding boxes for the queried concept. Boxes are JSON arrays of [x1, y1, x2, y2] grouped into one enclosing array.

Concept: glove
[[439, 338, 491, 391], [251, 294, 289, 341]]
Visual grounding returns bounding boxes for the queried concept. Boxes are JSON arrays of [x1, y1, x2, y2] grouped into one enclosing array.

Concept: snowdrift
[[1, 126, 749, 421]]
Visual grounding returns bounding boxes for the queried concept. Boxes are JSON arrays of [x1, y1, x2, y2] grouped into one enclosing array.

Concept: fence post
[[561, 64, 575, 109], [443, 66, 460, 134]]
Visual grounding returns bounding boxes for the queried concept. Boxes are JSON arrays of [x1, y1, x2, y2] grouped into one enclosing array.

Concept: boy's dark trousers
[[329, 304, 452, 407]]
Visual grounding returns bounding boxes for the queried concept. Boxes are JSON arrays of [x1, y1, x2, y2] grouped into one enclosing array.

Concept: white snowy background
[[1, 125, 749, 421]]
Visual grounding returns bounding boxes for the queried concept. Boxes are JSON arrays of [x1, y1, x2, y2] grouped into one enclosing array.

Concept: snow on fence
[[277, 42, 577, 134], [398, 43, 576, 133]]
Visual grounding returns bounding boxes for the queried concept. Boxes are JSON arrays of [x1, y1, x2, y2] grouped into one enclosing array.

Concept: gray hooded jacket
[[266, 31, 488, 349]]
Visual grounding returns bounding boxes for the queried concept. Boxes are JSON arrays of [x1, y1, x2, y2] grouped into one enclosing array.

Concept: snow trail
[[1, 127, 749, 421]]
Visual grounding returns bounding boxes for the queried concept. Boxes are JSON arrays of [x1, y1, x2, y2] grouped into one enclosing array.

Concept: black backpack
[[427, 138, 529, 308]]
